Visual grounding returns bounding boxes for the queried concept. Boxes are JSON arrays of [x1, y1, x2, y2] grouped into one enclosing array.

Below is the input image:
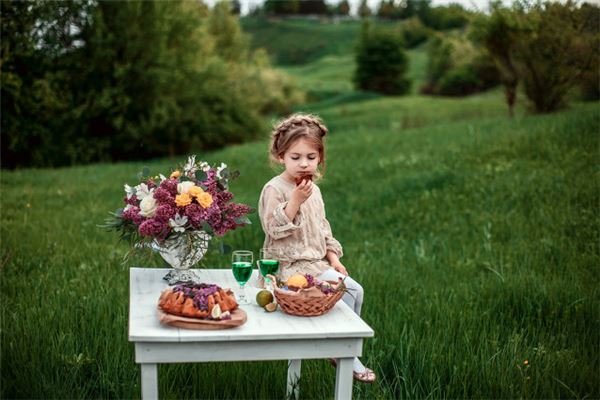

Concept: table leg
[[287, 359, 302, 400], [334, 358, 353, 400], [141, 363, 158, 400]]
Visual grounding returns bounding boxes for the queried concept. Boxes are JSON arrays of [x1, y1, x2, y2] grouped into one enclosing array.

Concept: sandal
[[353, 368, 376, 384], [328, 359, 377, 384]]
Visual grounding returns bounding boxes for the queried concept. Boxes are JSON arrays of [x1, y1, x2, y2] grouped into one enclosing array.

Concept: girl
[[258, 113, 376, 384]]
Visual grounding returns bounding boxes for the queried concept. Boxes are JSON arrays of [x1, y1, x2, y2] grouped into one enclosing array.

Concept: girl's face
[[279, 138, 320, 181]]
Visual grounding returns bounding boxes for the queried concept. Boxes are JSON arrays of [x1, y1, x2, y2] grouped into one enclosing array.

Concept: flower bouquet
[[105, 155, 252, 284], [267, 273, 346, 317]]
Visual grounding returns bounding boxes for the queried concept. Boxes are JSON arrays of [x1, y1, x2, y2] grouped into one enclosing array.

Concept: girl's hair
[[270, 113, 329, 176]]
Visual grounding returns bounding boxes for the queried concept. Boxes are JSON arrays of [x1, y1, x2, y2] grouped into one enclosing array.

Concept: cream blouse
[[258, 175, 343, 281]]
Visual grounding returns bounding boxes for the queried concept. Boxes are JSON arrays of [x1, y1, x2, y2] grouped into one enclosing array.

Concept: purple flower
[[154, 187, 175, 206], [154, 204, 176, 223], [160, 178, 179, 196], [184, 204, 207, 228], [124, 195, 139, 206], [138, 218, 167, 237], [122, 206, 144, 225]]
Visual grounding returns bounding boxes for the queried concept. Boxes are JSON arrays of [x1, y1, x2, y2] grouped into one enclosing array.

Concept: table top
[[129, 267, 374, 343]]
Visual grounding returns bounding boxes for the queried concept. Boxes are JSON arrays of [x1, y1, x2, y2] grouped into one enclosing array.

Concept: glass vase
[[152, 231, 211, 285]]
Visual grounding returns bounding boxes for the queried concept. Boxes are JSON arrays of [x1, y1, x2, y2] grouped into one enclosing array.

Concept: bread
[[158, 283, 238, 319], [294, 173, 313, 186]]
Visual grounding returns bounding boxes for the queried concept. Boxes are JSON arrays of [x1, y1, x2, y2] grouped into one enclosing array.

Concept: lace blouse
[[258, 175, 343, 281]]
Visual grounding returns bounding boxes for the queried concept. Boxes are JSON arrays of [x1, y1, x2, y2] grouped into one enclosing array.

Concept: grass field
[[2, 92, 598, 398], [2, 16, 600, 400]]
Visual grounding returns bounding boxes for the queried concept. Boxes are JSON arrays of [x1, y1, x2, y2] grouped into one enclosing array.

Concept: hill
[[2, 92, 598, 398]]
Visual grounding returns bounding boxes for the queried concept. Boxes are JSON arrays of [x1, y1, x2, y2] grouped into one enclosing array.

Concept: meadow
[[2, 17, 599, 400]]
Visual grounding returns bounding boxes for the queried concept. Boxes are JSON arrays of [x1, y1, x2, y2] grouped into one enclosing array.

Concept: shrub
[[399, 17, 431, 49], [0, 1, 302, 168], [421, 34, 500, 97], [354, 23, 411, 95]]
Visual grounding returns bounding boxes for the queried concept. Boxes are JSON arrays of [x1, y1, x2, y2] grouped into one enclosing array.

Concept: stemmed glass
[[257, 248, 281, 291], [231, 250, 253, 305]]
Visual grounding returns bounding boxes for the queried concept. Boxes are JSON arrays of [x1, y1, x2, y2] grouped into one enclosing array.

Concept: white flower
[[183, 155, 197, 175], [159, 174, 167, 182], [124, 204, 134, 212], [177, 181, 195, 194], [216, 162, 228, 179], [169, 213, 188, 233], [199, 161, 210, 172], [135, 183, 153, 201], [139, 195, 157, 218], [124, 184, 136, 200]]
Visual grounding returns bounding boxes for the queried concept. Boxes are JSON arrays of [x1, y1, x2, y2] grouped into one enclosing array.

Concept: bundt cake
[[158, 282, 238, 319]]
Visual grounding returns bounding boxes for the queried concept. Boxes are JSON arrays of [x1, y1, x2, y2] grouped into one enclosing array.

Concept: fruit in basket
[[256, 290, 274, 307], [264, 302, 278, 312], [286, 273, 309, 289]]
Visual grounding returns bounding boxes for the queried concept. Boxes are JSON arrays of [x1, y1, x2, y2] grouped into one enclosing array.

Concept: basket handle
[[266, 274, 278, 288]]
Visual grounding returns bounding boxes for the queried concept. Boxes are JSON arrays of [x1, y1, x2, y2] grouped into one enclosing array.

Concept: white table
[[128, 267, 374, 400]]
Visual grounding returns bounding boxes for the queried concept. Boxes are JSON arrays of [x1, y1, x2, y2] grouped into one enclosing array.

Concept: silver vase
[[152, 231, 211, 285]]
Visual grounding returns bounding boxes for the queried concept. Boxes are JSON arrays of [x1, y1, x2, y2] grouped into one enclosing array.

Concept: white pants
[[317, 269, 367, 373], [317, 269, 364, 316]]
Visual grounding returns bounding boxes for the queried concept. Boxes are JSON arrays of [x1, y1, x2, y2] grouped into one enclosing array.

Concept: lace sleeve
[[258, 185, 303, 240]]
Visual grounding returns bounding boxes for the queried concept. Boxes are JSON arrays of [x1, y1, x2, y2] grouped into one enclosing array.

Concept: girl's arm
[[326, 250, 348, 276], [259, 185, 303, 240], [284, 180, 313, 221]]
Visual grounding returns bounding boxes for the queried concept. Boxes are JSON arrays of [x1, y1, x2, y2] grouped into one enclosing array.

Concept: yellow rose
[[188, 186, 204, 198], [175, 193, 192, 207], [197, 192, 213, 208], [170, 170, 181, 179]]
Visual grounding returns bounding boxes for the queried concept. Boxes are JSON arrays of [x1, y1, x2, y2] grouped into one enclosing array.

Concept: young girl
[[258, 113, 376, 384]]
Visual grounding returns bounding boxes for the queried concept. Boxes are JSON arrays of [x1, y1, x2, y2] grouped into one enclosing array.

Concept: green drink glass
[[257, 248, 281, 291], [232, 250, 253, 305]]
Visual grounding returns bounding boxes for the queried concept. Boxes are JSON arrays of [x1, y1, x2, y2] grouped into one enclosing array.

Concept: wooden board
[[157, 307, 247, 330]]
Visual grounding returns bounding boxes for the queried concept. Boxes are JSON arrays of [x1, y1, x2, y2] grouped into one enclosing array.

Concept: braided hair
[[270, 113, 329, 176]]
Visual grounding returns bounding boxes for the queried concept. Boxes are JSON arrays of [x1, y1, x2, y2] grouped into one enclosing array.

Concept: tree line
[[1, 1, 303, 169], [353, 1, 599, 116]]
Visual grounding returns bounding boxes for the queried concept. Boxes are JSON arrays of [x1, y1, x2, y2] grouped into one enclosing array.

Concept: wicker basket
[[267, 275, 345, 317]]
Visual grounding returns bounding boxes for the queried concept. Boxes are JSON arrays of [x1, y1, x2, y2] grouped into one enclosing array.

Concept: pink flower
[[139, 219, 168, 238], [154, 204, 176, 223], [160, 178, 179, 196], [122, 206, 144, 225], [154, 187, 175, 206], [184, 204, 206, 228], [124, 195, 139, 206]]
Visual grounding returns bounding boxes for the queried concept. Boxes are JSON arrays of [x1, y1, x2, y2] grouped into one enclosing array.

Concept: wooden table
[[129, 267, 374, 400]]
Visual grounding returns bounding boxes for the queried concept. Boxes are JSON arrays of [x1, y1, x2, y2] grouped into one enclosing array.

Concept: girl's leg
[[317, 269, 364, 316], [317, 269, 368, 374]]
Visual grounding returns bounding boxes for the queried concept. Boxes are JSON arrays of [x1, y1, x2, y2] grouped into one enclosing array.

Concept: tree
[[470, 3, 520, 116], [511, 1, 597, 112], [358, 0, 372, 18], [353, 22, 411, 95]]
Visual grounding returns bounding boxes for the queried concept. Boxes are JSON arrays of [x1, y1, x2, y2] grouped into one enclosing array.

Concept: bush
[[0, 1, 302, 168], [420, 34, 500, 97], [399, 17, 431, 49], [353, 23, 411, 95], [423, 4, 470, 30]]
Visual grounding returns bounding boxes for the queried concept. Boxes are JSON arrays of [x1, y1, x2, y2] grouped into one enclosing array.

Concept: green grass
[[2, 89, 599, 398], [281, 39, 429, 102], [242, 17, 366, 65]]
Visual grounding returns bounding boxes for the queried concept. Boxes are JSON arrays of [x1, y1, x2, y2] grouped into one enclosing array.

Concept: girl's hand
[[290, 180, 313, 205], [331, 260, 348, 276]]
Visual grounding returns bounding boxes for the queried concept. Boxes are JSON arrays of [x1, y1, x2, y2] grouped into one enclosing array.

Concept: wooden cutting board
[[157, 307, 247, 330]]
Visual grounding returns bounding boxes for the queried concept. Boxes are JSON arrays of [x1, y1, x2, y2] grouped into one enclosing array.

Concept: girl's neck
[[279, 172, 295, 185]]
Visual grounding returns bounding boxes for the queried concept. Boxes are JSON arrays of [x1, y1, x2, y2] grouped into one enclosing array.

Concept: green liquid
[[258, 259, 280, 278], [232, 261, 252, 285]]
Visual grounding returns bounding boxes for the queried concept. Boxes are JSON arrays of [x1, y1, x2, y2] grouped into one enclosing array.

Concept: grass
[[242, 16, 366, 65], [1, 90, 599, 398]]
